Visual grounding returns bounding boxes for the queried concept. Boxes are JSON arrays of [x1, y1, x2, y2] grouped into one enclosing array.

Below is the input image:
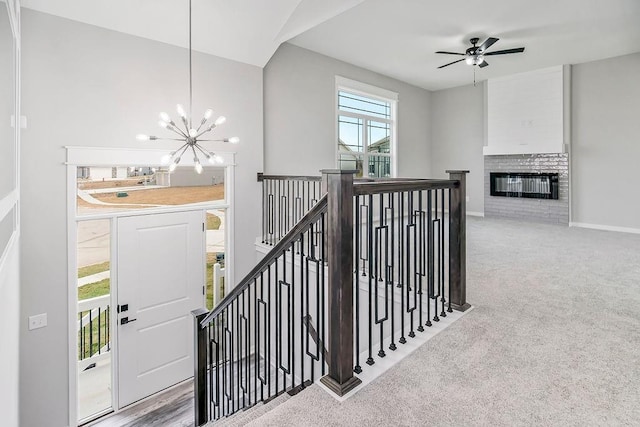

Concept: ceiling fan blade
[[435, 51, 465, 55], [437, 58, 466, 69], [478, 60, 489, 68], [478, 37, 499, 53], [484, 47, 525, 56]]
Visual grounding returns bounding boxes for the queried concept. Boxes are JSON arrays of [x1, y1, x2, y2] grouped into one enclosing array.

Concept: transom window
[[336, 79, 397, 178]]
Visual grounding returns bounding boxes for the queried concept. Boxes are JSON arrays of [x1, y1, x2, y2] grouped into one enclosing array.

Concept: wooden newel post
[[447, 170, 471, 312], [319, 169, 362, 396], [192, 308, 208, 426]]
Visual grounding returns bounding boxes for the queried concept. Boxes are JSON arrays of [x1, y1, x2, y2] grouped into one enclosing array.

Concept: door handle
[[120, 317, 137, 325]]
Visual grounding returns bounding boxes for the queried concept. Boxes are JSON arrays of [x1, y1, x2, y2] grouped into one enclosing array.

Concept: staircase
[[192, 169, 470, 426]]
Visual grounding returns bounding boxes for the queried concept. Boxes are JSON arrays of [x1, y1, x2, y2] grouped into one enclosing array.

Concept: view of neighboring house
[[1, 1, 639, 427]]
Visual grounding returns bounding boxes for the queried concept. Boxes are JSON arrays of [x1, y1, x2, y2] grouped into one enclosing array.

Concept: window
[[336, 78, 397, 178]]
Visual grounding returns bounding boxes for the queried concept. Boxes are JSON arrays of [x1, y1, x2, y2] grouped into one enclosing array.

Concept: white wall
[[571, 52, 640, 230], [430, 83, 485, 214], [264, 43, 432, 178], [20, 9, 262, 426]]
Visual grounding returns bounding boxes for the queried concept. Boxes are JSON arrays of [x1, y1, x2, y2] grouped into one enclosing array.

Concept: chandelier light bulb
[[160, 153, 172, 165], [204, 109, 213, 120], [136, 134, 150, 141], [169, 159, 180, 172], [194, 160, 203, 174], [159, 121, 169, 128], [159, 112, 171, 123], [189, 128, 198, 137], [214, 116, 227, 126], [177, 104, 187, 118], [465, 56, 474, 65], [227, 137, 240, 144], [213, 154, 224, 164]]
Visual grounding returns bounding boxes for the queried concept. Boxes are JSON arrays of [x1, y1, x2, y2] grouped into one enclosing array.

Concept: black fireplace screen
[[490, 172, 559, 200]]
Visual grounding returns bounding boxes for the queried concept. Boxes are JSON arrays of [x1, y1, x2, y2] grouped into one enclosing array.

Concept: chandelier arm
[[190, 145, 200, 165], [153, 137, 190, 141], [197, 139, 225, 142], [178, 144, 191, 158], [167, 124, 189, 138], [194, 143, 212, 158], [195, 117, 208, 133], [195, 127, 214, 139]]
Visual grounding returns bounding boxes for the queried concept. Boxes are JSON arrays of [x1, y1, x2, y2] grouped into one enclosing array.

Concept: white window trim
[[66, 146, 236, 423], [335, 76, 398, 177]]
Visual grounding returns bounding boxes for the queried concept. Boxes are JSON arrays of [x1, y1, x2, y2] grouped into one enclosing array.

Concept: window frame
[[335, 76, 398, 178]]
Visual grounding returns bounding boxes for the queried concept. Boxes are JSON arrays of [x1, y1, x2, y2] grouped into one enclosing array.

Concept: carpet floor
[[246, 217, 640, 426]]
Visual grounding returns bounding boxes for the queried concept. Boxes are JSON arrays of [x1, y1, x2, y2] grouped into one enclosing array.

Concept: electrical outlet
[[29, 313, 47, 330]]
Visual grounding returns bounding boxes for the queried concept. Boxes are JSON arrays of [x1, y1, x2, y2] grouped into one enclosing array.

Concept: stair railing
[[193, 192, 329, 425], [193, 169, 469, 425]]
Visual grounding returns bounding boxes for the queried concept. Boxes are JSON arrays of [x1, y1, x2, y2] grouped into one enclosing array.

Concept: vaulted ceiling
[[20, 0, 640, 90]]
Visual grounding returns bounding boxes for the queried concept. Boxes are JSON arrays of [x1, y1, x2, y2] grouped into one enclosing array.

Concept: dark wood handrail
[[353, 179, 458, 195], [200, 194, 328, 327]]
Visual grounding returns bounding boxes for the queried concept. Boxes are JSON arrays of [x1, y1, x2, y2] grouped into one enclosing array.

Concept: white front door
[[117, 210, 205, 407]]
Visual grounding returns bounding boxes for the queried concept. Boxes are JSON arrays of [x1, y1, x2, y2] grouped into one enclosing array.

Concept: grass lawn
[[207, 213, 221, 230], [78, 278, 110, 300], [78, 261, 110, 278]]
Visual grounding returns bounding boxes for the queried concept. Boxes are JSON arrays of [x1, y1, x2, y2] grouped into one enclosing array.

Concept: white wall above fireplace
[[484, 65, 570, 155]]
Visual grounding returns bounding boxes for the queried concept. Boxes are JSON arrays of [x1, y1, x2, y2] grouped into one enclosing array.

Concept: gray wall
[[429, 83, 485, 214], [264, 43, 432, 178], [0, 4, 20, 427], [571, 52, 640, 229], [20, 9, 262, 427]]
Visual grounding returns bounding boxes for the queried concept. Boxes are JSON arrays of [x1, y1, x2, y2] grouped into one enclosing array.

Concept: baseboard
[[467, 211, 484, 217], [569, 222, 640, 235]]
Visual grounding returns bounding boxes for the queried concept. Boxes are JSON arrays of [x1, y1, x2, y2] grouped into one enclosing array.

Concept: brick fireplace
[[484, 153, 569, 224]]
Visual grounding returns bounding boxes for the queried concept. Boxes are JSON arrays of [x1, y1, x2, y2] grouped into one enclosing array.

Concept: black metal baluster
[[98, 307, 102, 354], [354, 194, 362, 373], [376, 192, 388, 358], [417, 191, 425, 333], [389, 192, 397, 351], [407, 191, 416, 339], [426, 190, 433, 327], [440, 189, 447, 318], [399, 191, 406, 344], [290, 241, 296, 392], [106, 306, 110, 351], [299, 233, 305, 387], [447, 186, 454, 314], [275, 257, 279, 396], [433, 190, 440, 323], [320, 212, 326, 376], [89, 311, 93, 357], [366, 194, 374, 365]]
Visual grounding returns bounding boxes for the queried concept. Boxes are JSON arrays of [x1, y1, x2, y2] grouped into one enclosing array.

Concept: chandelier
[[136, 0, 239, 174]]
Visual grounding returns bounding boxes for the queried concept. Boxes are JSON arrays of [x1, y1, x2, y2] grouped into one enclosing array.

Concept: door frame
[[66, 146, 236, 425]]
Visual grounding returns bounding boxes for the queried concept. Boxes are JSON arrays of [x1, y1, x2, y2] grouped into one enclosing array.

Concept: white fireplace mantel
[[484, 65, 571, 156]]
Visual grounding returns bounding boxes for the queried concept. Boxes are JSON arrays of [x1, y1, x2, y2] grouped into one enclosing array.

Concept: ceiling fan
[[436, 37, 525, 69]]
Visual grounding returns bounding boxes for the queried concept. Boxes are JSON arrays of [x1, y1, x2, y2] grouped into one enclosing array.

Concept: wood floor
[[86, 380, 194, 427]]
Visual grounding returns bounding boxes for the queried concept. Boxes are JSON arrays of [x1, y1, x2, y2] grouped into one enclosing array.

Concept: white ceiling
[[21, 0, 640, 90]]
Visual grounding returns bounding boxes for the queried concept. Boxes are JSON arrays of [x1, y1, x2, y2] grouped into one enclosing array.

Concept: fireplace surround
[[484, 153, 569, 224], [490, 172, 559, 200]]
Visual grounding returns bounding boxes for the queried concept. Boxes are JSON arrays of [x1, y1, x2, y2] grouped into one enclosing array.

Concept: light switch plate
[[29, 313, 47, 330]]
